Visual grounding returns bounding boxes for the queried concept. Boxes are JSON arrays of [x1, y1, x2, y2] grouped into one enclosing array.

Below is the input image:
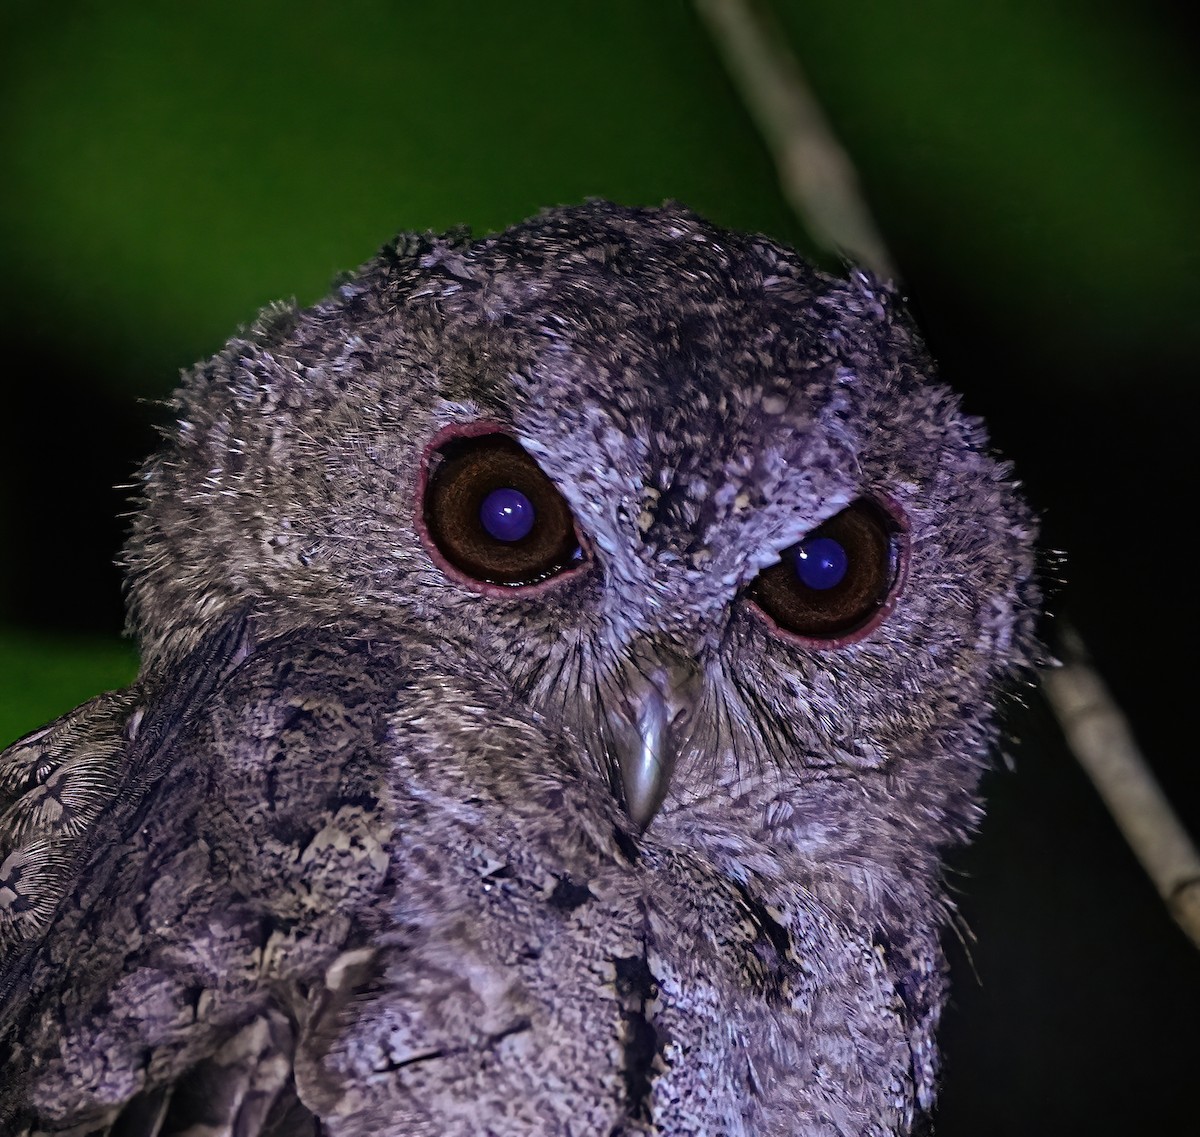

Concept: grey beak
[[608, 649, 701, 830]]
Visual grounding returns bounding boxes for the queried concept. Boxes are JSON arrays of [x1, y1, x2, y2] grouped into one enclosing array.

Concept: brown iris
[[749, 499, 901, 641], [422, 433, 581, 586]]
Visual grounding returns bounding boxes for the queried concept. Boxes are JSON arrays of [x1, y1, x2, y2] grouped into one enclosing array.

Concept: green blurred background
[[1, 1, 1196, 1130]]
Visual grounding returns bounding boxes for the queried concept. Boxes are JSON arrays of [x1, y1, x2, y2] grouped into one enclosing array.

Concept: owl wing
[[0, 615, 256, 1130], [0, 689, 138, 960], [0, 616, 412, 1136], [0, 615, 253, 964]]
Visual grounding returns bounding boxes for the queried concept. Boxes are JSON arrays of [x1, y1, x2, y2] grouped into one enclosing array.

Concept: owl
[[0, 201, 1040, 1136]]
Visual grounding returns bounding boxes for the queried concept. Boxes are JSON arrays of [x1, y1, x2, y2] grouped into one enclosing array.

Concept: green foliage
[[0, 0, 801, 382], [774, 0, 1198, 366], [0, 631, 137, 748]]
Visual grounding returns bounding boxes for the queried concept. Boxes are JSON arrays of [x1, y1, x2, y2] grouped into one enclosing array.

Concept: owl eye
[[748, 499, 904, 643], [421, 431, 583, 587]]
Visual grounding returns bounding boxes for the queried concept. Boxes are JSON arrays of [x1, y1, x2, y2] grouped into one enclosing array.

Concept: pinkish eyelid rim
[[414, 418, 593, 596], [417, 426, 909, 635], [747, 493, 911, 650]]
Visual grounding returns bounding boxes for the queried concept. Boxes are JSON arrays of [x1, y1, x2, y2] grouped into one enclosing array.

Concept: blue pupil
[[793, 535, 848, 590], [480, 487, 536, 542]]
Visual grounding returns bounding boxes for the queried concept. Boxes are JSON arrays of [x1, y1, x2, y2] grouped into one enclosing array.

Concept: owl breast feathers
[[0, 201, 1040, 1136]]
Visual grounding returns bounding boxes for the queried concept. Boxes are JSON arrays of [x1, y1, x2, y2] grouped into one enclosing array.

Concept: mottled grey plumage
[[0, 202, 1040, 1135]]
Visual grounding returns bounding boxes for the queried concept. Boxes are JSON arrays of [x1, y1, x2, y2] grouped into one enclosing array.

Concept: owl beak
[[608, 651, 701, 831]]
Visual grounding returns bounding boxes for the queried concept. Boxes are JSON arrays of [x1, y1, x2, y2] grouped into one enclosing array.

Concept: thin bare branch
[[693, 0, 896, 280], [1043, 628, 1200, 949]]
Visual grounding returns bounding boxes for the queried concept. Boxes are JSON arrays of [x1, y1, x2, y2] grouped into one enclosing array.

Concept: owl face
[[125, 202, 1039, 879]]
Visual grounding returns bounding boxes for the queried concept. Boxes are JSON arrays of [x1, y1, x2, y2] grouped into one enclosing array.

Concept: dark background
[[1, 2, 1196, 1132]]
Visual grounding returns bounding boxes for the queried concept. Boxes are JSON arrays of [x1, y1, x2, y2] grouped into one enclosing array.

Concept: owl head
[[124, 201, 1040, 887]]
